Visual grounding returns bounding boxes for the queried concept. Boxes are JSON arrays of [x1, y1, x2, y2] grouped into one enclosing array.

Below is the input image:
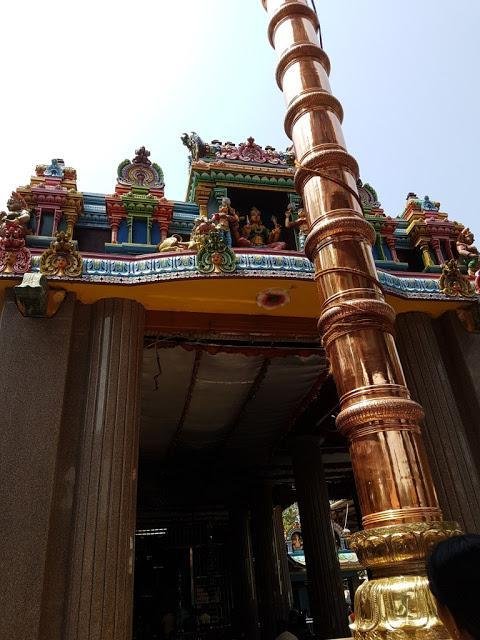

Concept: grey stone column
[[435, 310, 480, 471], [251, 483, 284, 640], [39, 302, 94, 640], [229, 506, 260, 639], [64, 299, 144, 640], [292, 436, 349, 640], [396, 311, 480, 533], [0, 292, 77, 640]]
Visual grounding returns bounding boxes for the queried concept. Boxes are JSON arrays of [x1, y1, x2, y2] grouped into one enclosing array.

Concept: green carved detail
[[213, 187, 228, 206], [208, 170, 294, 188], [121, 187, 158, 216], [365, 214, 383, 228], [288, 193, 302, 210], [117, 159, 130, 179], [363, 183, 378, 202], [188, 170, 295, 203], [196, 230, 237, 275], [152, 162, 164, 184], [375, 233, 386, 261]]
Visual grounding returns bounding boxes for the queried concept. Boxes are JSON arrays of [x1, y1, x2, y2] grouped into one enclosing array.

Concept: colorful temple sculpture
[[18, 158, 83, 242], [0, 192, 32, 274], [1, 2, 480, 640], [105, 146, 174, 253]]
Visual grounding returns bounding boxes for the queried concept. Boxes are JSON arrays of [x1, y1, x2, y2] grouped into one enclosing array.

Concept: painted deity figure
[[157, 234, 188, 253], [421, 195, 440, 212], [241, 206, 285, 250], [44, 158, 64, 178], [440, 258, 475, 297], [0, 192, 31, 233], [284, 205, 308, 250], [456, 227, 479, 275], [211, 197, 239, 248], [0, 192, 31, 274], [157, 217, 216, 253]]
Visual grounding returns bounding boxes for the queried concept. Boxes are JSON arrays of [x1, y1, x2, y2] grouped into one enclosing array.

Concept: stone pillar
[[436, 310, 480, 471], [292, 436, 349, 639], [251, 483, 284, 640], [229, 507, 260, 639], [39, 302, 94, 640], [396, 312, 480, 533], [64, 299, 144, 640], [273, 505, 293, 618], [0, 291, 76, 640]]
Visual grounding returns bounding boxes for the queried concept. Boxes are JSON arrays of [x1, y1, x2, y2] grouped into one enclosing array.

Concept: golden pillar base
[[353, 575, 447, 640], [349, 522, 462, 640]]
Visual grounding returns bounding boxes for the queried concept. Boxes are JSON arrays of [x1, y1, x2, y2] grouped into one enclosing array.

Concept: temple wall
[[396, 311, 480, 533]]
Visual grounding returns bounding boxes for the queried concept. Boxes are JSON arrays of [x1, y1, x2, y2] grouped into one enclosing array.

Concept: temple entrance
[[133, 334, 359, 639], [133, 515, 232, 639]]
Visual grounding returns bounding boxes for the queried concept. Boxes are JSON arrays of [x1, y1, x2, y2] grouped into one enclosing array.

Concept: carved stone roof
[[357, 179, 381, 212], [117, 146, 165, 189], [181, 132, 294, 167]]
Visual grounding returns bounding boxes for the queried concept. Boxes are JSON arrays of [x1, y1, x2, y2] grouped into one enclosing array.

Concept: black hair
[[287, 609, 308, 632], [427, 534, 480, 639]]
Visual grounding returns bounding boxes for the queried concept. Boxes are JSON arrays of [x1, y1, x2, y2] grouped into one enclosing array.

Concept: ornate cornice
[[0, 249, 477, 302], [21, 250, 312, 283], [187, 167, 295, 202], [182, 132, 295, 167]]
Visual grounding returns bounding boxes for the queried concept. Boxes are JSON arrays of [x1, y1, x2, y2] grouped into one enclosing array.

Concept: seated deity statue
[[44, 158, 64, 178], [240, 206, 286, 250], [456, 227, 479, 275], [211, 197, 239, 248], [0, 192, 31, 234], [284, 205, 308, 250]]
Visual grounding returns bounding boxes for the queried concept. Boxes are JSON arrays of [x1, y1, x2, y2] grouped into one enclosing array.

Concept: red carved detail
[[0, 220, 31, 274]]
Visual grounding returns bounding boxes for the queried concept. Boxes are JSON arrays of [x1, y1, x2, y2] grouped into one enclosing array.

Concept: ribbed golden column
[[261, 1, 460, 638]]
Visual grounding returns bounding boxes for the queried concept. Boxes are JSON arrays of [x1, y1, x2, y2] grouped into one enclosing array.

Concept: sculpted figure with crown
[[211, 197, 239, 248], [0, 192, 31, 274], [456, 227, 479, 275], [240, 206, 285, 250]]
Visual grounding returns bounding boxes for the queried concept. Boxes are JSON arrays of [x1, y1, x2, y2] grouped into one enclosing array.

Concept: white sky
[[1, 0, 479, 239]]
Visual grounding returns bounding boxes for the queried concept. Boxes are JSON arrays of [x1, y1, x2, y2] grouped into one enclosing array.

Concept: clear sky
[[1, 0, 479, 239]]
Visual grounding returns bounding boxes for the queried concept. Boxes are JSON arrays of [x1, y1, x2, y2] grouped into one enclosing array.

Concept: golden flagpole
[[261, 1, 460, 638]]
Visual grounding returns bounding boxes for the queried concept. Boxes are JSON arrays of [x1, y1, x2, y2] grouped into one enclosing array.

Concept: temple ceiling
[[140, 342, 328, 471]]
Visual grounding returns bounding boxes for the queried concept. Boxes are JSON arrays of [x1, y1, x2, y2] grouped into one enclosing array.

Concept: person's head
[[287, 609, 307, 631], [427, 534, 480, 640], [459, 227, 475, 246], [250, 207, 261, 223], [291, 531, 303, 549]]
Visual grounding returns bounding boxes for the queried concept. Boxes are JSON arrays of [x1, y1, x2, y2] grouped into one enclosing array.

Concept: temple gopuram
[[1, 2, 480, 640]]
